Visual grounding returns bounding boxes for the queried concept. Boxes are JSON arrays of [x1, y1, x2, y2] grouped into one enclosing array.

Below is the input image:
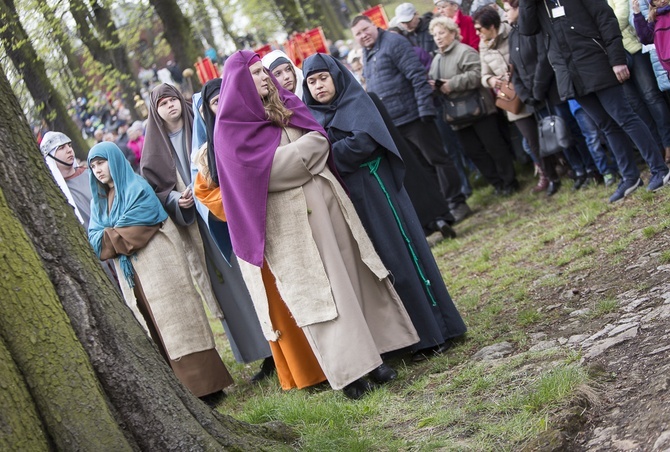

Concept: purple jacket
[[634, 7, 670, 74]]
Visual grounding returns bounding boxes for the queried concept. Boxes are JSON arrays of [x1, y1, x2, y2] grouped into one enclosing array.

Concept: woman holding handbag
[[429, 16, 519, 195], [474, 6, 556, 195]]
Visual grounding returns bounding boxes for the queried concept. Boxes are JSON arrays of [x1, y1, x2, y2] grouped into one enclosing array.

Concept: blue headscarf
[[87, 142, 168, 287]]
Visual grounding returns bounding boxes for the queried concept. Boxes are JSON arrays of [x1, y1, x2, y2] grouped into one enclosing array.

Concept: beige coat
[[479, 22, 533, 121], [239, 127, 419, 389]]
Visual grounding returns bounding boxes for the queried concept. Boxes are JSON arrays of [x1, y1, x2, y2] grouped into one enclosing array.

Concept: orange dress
[[195, 172, 326, 389]]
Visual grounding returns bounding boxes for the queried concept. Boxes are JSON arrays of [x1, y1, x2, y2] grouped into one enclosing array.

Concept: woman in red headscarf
[[213, 50, 419, 399]]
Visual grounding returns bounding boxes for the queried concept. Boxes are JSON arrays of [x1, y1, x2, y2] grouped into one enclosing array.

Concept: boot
[[546, 180, 561, 196], [342, 378, 377, 400], [665, 146, 670, 164], [250, 356, 276, 383], [368, 363, 398, 384], [532, 165, 549, 193]]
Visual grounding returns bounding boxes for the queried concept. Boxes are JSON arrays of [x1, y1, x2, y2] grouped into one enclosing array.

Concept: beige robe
[[239, 127, 419, 390]]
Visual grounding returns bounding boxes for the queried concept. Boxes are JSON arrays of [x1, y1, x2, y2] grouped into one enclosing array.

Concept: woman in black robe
[[302, 53, 467, 361]]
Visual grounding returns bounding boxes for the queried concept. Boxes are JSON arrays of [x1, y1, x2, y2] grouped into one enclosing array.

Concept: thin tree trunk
[[0, 63, 295, 451], [192, 0, 216, 48], [69, 0, 140, 121], [210, 0, 241, 50], [148, 0, 203, 91], [0, 0, 88, 159]]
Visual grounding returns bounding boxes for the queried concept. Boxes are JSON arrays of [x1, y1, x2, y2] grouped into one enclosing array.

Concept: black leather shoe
[[368, 363, 398, 384], [200, 390, 226, 408], [435, 340, 453, 355], [450, 203, 473, 224], [572, 174, 587, 191], [250, 356, 276, 383], [546, 180, 561, 197], [342, 378, 376, 400], [435, 219, 457, 239]]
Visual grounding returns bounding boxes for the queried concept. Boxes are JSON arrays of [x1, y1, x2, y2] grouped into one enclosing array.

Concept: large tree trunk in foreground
[[0, 0, 88, 158], [0, 64, 294, 450]]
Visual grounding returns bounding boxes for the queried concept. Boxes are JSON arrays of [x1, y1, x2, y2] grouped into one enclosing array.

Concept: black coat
[[408, 12, 437, 56], [508, 25, 561, 105], [518, 0, 626, 100]]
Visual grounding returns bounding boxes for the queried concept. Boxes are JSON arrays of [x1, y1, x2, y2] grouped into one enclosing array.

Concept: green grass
[[209, 166, 669, 450]]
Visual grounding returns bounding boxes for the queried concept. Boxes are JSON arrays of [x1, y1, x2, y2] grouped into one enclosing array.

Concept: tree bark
[[148, 0, 203, 91], [0, 64, 295, 450], [69, 0, 140, 121], [210, 0, 241, 51], [0, 0, 88, 159], [192, 0, 217, 49]]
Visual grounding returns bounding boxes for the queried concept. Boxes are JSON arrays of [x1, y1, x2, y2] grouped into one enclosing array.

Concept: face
[[156, 96, 182, 123], [352, 20, 379, 49], [432, 26, 457, 51], [306, 71, 337, 105], [350, 59, 363, 73], [53, 142, 75, 170], [436, 2, 459, 18], [271, 63, 297, 93], [402, 14, 421, 32], [90, 158, 113, 186], [208, 94, 220, 114], [503, 3, 519, 23], [474, 22, 497, 41], [653, 0, 669, 6], [249, 61, 270, 98]]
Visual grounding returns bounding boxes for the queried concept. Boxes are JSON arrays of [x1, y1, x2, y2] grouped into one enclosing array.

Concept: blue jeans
[[549, 102, 598, 176], [571, 106, 618, 176], [624, 50, 670, 149], [577, 84, 668, 182]]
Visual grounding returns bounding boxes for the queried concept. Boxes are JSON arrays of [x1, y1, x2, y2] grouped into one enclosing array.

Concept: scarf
[[88, 142, 168, 287], [213, 50, 330, 267], [261, 50, 305, 98], [201, 78, 222, 186], [140, 83, 194, 204]]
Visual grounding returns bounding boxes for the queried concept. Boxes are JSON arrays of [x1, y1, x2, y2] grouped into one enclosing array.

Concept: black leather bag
[[538, 107, 571, 157], [442, 90, 486, 126]]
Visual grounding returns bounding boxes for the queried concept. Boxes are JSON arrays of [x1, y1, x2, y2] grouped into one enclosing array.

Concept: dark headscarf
[[201, 78, 222, 186], [140, 83, 194, 204], [301, 53, 401, 162], [213, 50, 330, 267]]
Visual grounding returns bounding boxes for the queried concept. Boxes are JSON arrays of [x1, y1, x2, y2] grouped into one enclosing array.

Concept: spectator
[[261, 50, 304, 97], [429, 16, 519, 195], [433, 0, 480, 50], [395, 2, 438, 54], [518, 0, 669, 201], [126, 121, 145, 172], [351, 14, 473, 222]]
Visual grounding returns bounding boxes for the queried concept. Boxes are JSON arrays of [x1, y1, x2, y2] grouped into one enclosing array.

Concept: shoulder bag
[[435, 53, 486, 126], [537, 103, 571, 158], [494, 64, 524, 115]]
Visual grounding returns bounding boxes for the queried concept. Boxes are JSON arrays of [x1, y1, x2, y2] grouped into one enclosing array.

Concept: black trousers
[[397, 119, 466, 207], [456, 114, 517, 190]]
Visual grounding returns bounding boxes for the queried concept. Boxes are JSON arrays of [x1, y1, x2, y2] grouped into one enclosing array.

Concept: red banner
[[194, 57, 219, 84], [284, 27, 329, 68], [362, 4, 389, 29], [254, 44, 273, 59]]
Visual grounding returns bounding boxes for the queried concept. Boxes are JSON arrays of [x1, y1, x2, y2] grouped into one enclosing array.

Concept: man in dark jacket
[[395, 3, 437, 55], [351, 14, 472, 222], [518, 0, 669, 202]]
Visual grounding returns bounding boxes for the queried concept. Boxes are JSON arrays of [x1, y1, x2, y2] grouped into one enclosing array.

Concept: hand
[[178, 187, 194, 209], [612, 65, 630, 83], [420, 115, 436, 124], [488, 76, 503, 90], [440, 80, 452, 95], [632, 0, 640, 14]]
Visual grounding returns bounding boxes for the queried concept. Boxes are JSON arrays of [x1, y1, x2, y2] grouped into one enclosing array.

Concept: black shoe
[[435, 340, 454, 355], [250, 356, 276, 383], [572, 174, 587, 191], [342, 378, 376, 400], [368, 363, 398, 384], [200, 390, 226, 408], [546, 180, 561, 197], [435, 219, 457, 239], [450, 203, 473, 224]]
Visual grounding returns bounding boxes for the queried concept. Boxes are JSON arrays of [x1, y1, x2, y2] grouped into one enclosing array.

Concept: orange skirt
[[261, 264, 327, 390]]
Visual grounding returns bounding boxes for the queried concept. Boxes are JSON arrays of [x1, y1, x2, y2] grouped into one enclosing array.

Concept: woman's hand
[[632, 0, 640, 14], [440, 80, 452, 95], [178, 187, 194, 209], [488, 76, 503, 90]]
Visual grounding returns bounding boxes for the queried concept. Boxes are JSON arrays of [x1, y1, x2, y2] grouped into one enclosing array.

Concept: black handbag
[[442, 90, 486, 126], [537, 104, 571, 158]]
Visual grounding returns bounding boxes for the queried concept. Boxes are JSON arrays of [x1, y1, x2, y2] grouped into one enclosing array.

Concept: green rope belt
[[360, 156, 437, 307]]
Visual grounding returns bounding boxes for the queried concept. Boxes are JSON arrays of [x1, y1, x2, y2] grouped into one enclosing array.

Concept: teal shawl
[[87, 142, 168, 287]]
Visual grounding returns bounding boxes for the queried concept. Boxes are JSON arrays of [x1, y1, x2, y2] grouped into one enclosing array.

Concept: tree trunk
[[192, 0, 217, 49], [0, 64, 295, 450], [0, 0, 88, 159], [148, 0, 203, 91], [69, 0, 140, 121], [210, 0, 241, 51], [272, 0, 308, 35]]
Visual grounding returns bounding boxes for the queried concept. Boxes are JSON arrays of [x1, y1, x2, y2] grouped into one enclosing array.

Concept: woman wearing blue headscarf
[[87, 141, 233, 402], [302, 53, 468, 362]]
